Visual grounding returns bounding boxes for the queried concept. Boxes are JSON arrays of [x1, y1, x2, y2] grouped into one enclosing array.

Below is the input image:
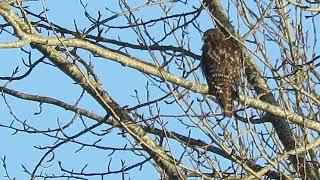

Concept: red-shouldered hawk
[[201, 29, 242, 117]]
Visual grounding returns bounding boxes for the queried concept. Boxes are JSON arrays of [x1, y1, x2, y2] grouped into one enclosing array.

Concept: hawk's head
[[202, 28, 225, 42]]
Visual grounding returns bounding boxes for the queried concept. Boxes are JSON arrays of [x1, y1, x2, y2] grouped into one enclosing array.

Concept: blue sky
[[1, 0, 319, 179], [0, 1, 207, 179], [0, 1, 150, 179]]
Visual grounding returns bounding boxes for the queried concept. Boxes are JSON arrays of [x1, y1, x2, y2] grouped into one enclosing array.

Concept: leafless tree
[[0, 0, 320, 179]]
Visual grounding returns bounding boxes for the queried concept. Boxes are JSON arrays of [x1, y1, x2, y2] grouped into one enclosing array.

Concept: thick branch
[[32, 44, 186, 179], [0, 4, 186, 179], [0, 86, 285, 179], [0, 5, 319, 132]]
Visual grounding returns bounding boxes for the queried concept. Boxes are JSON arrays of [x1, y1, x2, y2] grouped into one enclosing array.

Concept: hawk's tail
[[219, 88, 234, 117]]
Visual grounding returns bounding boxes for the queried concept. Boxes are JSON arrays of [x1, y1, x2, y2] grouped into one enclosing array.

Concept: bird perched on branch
[[201, 28, 242, 117]]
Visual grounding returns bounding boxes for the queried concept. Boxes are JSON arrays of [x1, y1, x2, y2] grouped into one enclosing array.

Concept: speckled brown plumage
[[201, 29, 242, 117]]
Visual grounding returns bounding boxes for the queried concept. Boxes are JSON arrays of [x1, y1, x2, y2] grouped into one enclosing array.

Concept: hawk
[[201, 29, 242, 117]]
